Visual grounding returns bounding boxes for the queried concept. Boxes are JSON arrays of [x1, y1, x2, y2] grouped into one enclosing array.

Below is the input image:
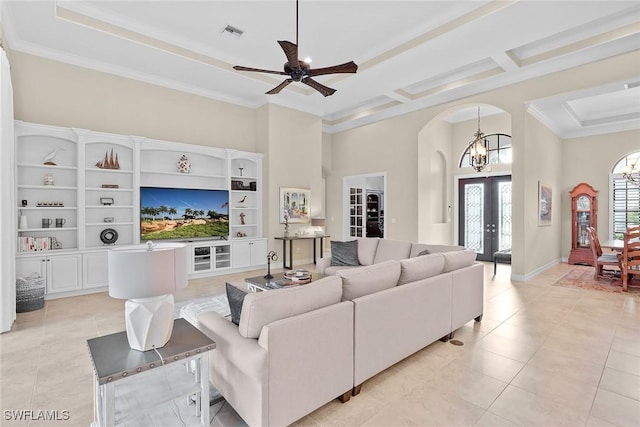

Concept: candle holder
[[264, 251, 279, 279]]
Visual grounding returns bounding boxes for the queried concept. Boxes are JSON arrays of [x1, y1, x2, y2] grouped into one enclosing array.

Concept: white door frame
[[342, 172, 387, 240]]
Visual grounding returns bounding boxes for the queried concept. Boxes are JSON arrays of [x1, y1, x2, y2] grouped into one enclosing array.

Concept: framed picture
[[538, 182, 552, 226], [279, 187, 310, 224]]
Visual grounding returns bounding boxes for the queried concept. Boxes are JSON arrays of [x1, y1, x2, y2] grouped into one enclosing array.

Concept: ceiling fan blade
[[278, 40, 300, 71], [302, 77, 337, 97], [308, 61, 358, 77], [266, 79, 293, 95], [233, 65, 287, 76]]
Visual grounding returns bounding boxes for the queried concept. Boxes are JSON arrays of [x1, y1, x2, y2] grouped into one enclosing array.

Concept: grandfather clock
[[568, 183, 598, 265]]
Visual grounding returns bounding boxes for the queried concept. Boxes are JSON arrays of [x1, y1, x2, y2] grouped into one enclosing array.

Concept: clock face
[[577, 195, 590, 211]]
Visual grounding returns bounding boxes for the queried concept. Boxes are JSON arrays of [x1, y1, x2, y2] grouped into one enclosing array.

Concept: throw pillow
[[417, 249, 430, 256], [225, 283, 247, 326], [330, 240, 360, 266]]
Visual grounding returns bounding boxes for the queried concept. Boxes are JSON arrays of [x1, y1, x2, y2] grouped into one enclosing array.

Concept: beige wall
[[8, 51, 258, 151], [561, 129, 640, 259], [262, 104, 323, 264], [7, 44, 640, 278], [521, 112, 563, 274], [328, 51, 639, 278]]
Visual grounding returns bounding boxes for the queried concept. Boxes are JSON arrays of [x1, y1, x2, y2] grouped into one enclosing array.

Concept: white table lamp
[[108, 242, 188, 351]]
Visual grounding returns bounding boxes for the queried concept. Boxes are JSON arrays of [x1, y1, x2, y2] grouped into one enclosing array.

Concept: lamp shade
[[108, 242, 188, 300]]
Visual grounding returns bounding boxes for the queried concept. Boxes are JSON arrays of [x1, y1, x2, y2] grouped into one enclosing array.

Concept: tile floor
[[1, 261, 639, 427]]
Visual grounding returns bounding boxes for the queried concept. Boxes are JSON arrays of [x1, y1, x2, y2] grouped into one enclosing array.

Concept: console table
[[274, 235, 330, 270], [87, 318, 215, 427]]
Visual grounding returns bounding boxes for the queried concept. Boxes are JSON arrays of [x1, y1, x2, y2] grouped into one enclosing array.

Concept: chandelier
[[621, 156, 640, 186], [467, 107, 488, 172]]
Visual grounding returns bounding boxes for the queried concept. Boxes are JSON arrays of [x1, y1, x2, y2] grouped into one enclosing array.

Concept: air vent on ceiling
[[223, 25, 244, 37]]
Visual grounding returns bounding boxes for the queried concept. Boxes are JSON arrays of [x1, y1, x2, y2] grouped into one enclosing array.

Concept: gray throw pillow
[[330, 240, 360, 266], [225, 283, 247, 326]]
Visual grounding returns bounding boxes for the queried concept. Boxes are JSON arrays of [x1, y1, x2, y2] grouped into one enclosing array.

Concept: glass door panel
[[459, 176, 512, 261]]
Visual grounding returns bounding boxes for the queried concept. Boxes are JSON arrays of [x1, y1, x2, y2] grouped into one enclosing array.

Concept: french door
[[458, 176, 512, 261]]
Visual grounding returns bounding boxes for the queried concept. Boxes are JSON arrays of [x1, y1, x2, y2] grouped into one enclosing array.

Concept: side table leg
[[194, 358, 201, 417], [103, 381, 115, 427], [201, 354, 210, 426]]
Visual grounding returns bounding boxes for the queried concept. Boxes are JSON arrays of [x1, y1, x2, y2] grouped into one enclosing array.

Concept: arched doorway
[[417, 104, 513, 261]]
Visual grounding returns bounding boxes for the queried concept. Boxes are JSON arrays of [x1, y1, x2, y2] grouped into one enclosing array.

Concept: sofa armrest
[[317, 256, 332, 274], [197, 311, 268, 426], [258, 301, 354, 427], [197, 311, 267, 378], [450, 262, 484, 331]]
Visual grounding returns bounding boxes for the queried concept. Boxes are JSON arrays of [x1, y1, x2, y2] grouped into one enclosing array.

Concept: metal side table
[[87, 318, 215, 427]]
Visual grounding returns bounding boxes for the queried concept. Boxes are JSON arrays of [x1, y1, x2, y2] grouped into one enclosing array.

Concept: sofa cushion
[[357, 238, 379, 265], [238, 276, 343, 339], [226, 282, 248, 325], [442, 250, 477, 272], [324, 265, 363, 276], [373, 239, 412, 264], [410, 243, 466, 258], [330, 240, 360, 267], [337, 260, 401, 301], [398, 253, 445, 285]]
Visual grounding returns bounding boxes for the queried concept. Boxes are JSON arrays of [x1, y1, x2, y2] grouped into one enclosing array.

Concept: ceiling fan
[[233, 0, 358, 97]]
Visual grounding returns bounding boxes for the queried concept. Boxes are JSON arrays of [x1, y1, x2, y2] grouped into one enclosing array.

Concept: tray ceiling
[[1, 1, 639, 136]]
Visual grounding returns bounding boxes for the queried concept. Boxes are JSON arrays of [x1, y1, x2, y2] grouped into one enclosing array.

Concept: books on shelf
[[18, 236, 51, 252]]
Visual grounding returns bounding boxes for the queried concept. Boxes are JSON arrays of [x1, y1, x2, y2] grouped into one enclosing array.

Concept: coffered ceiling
[[1, 1, 639, 136]]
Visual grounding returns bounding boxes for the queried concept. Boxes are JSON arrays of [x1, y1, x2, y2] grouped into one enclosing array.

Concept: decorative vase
[[178, 155, 191, 174]]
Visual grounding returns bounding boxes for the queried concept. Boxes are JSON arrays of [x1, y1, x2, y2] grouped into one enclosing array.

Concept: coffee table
[[245, 272, 325, 292]]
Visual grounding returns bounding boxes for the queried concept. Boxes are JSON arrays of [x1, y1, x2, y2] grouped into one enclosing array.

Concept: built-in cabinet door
[[16, 254, 82, 294], [47, 254, 82, 294], [16, 257, 46, 280], [232, 239, 267, 268], [190, 244, 214, 274], [83, 252, 108, 289], [249, 239, 267, 266], [232, 241, 252, 268]]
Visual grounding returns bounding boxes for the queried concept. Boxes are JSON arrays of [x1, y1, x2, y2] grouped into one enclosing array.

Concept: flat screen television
[[140, 187, 229, 241]]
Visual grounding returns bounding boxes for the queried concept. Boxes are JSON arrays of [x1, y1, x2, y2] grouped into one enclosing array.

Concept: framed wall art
[[279, 187, 310, 224], [538, 182, 552, 226]]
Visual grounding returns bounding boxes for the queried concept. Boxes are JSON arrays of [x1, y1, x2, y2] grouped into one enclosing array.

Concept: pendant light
[[468, 107, 488, 172]]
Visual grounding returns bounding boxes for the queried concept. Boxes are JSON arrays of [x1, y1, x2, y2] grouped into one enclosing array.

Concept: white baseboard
[[511, 258, 561, 282]]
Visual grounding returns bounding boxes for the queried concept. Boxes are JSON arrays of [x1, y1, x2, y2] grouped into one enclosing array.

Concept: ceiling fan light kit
[[233, 0, 357, 97]]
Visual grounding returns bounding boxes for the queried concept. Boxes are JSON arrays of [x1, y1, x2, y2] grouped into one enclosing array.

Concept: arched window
[[459, 133, 512, 168], [610, 152, 640, 239]]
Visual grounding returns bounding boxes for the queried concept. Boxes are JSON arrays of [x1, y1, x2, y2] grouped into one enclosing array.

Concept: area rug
[[174, 293, 230, 324], [553, 265, 640, 294]]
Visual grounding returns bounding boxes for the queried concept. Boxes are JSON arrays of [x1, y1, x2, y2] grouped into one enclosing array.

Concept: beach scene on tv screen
[[140, 187, 229, 240]]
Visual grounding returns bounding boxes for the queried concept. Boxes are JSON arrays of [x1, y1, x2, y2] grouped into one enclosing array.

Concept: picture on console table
[[279, 187, 310, 224], [140, 187, 229, 241]]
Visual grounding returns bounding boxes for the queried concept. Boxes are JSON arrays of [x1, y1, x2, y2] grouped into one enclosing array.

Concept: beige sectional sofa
[[197, 238, 483, 426], [319, 238, 483, 394], [197, 276, 354, 427]]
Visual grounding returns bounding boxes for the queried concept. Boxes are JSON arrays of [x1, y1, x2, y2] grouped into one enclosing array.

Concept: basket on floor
[[16, 273, 45, 312]]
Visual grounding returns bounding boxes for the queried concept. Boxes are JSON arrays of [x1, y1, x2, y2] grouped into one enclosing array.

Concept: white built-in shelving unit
[[14, 121, 266, 297]]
